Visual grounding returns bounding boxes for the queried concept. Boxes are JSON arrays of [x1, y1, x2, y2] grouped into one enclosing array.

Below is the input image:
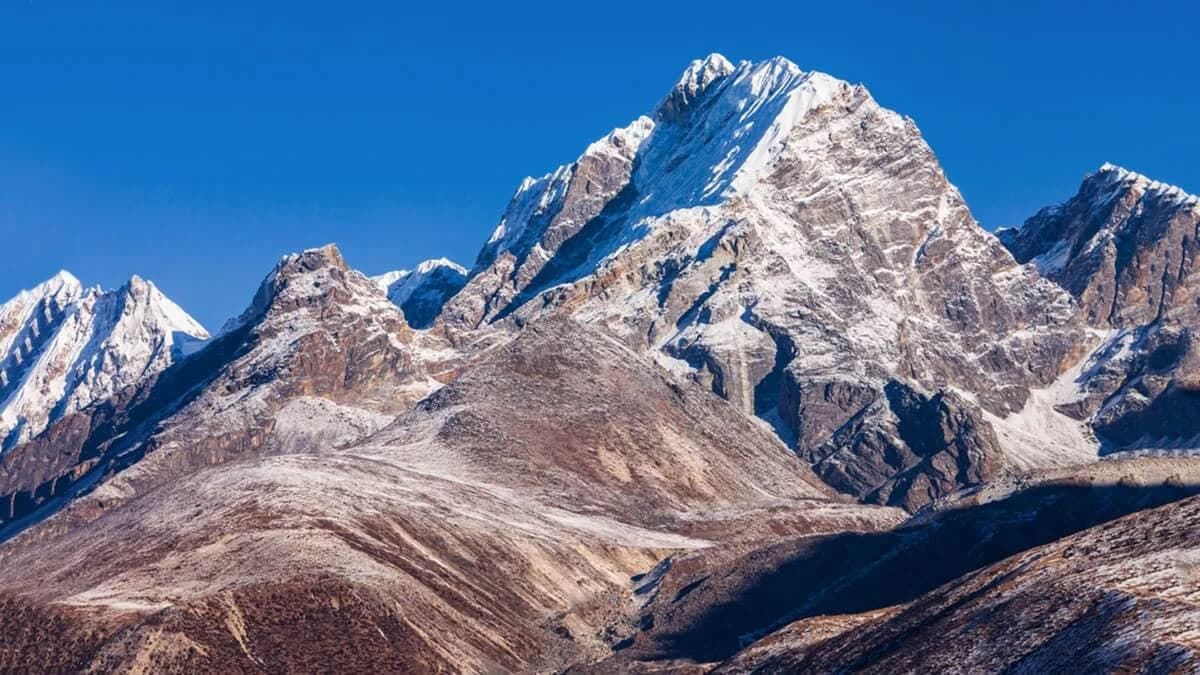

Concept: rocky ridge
[[0, 244, 449, 534], [0, 273, 897, 672]]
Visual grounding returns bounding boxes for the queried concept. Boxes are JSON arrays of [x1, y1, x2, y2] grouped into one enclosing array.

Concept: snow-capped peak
[[370, 258, 468, 329], [413, 257, 467, 276], [41, 269, 82, 294], [2, 270, 82, 314], [440, 53, 1088, 508], [370, 269, 409, 290], [0, 270, 209, 450], [583, 116, 656, 160]]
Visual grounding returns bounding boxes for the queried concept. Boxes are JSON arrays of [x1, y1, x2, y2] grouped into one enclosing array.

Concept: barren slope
[[0, 259, 898, 673]]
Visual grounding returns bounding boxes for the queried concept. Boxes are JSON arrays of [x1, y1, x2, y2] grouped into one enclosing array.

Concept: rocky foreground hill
[[1, 54, 1199, 672]]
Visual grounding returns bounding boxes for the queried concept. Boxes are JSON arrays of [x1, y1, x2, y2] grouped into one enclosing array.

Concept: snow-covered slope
[[444, 53, 1086, 510], [0, 272, 208, 450], [371, 258, 467, 329]]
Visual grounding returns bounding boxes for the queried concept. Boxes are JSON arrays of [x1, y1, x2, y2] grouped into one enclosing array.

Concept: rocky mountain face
[[372, 257, 468, 328], [1000, 164, 1200, 451], [0, 271, 208, 452], [445, 54, 1085, 510]]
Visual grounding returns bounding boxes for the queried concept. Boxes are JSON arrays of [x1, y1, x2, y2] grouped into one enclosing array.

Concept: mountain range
[[2, 54, 1199, 673]]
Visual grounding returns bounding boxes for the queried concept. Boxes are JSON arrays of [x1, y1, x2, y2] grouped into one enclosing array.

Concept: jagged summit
[[282, 242, 348, 273], [0, 272, 82, 325], [36, 269, 81, 293], [0, 270, 208, 450], [999, 164, 1200, 452], [0, 239, 450, 534], [1003, 165, 1200, 322], [1092, 162, 1199, 207], [223, 243, 379, 335]]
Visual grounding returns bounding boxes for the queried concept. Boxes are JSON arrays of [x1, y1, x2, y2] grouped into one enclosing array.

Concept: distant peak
[[414, 258, 468, 276], [1094, 162, 1142, 182], [683, 53, 735, 83], [42, 269, 82, 292], [760, 54, 803, 73], [50, 269, 80, 286], [370, 269, 410, 292], [13, 269, 83, 305]]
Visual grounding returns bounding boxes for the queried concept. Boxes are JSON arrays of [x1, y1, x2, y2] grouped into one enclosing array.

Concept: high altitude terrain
[[1, 53, 1198, 673]]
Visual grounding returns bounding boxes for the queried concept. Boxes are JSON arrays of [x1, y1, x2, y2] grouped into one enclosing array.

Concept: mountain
[[0, 271, 208, 451], [1000, 164, 1200, 451], [444, 53, 1086, 510], [3, 53, 1200, 673], [0, 245, 460, 535], [0, 257, 896, 672], [371, 258, 468, 328]]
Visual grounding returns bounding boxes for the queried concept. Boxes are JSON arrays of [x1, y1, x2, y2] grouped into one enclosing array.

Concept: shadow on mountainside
[[614, 480, 1200, 664]]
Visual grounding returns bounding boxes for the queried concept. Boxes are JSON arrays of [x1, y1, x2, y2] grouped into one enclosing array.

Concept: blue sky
[[2, 1, 1197, 330]]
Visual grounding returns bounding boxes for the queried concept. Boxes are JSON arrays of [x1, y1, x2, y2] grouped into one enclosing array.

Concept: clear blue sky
[[2, 1, 1197, 330]]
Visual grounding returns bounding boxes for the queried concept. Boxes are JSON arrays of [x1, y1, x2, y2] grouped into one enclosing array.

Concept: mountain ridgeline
[[1, 54, 1199, 672]]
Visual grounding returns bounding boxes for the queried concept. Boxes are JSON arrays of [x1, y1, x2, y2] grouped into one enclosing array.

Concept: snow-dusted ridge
[[1095, 162, 1200, 208], [0, 271, 208, 450]]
